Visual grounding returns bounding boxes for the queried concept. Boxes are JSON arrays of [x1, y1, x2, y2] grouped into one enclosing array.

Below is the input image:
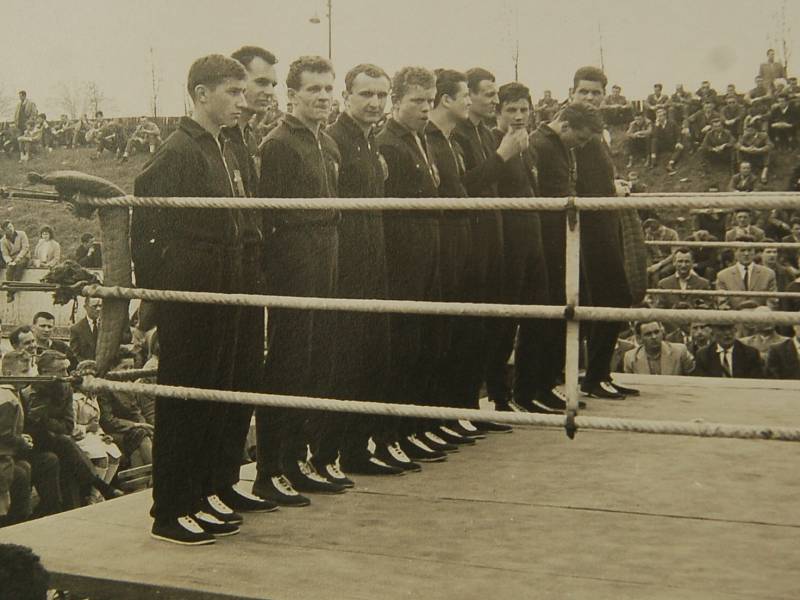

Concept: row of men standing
[[131, 49, 638, 546]]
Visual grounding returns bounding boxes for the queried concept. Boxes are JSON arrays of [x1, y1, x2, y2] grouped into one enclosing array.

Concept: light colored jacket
[[715, 263, 777, 308], [1, 230, 30, 263], [623, 342, 696, 375], [32, 239, 61, 267]]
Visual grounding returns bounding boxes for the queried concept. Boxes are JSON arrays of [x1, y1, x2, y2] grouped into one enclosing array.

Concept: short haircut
[[612, 85, 621, 91], [9, 325, 32, 349], [344, 63, 390, 93], [673, 247, 693, 257], [95, 110, 104, 118], [0, 544, 50, 600], [286, 55, 334, 91], [497, 82, 532, 111], [37, 350, 68, 373], [434, 69, 467, 107], [735, 235, 756, 243], [634, 320, 662, 335], [573, 66, 607, 91], [703, 100, 715, 108], [465, 67, 495, 93], [80, 232, 95, 243], [735, 208, 752, 215], [18, 90, 27, 96], [32, 311, 55, 324], [187, 54, 247, 101], [39, 225, 53, 238], [230, 46, 278, 70], [1, 221, 11, 229], [2, 351, 30, 376], [558, 103, 604, 134], [391, 66, 436, 102], [654, 83, 663, 89]]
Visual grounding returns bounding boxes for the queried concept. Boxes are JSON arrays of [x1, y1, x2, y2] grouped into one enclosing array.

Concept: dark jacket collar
[[179, 116, 217, 141], [335, 111, 372, 141], [282, 113, 321, 137]]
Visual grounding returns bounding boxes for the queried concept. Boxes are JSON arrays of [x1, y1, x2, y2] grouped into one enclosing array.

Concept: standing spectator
[[759, 49, 787, 91], [14, 91, 37, 136], [715, 236, 777, 308], [31, 226, 61, 269], [74, 233, 102, 268], [729, 161, 758, 192], [768, 94, 798, 149], [69, 297, 102, 362], [1, 221, 30, 302], [725, 209, 765, 241], [623, 321, 695, 376], [624, 112, 651, 168], [766, 324, 800, 379], [736, 119, 773, 183], [694, 323, 763, 378], [535, 90, 559, 123], [655, 248, 712, 308], [650, 106, 684, 172]]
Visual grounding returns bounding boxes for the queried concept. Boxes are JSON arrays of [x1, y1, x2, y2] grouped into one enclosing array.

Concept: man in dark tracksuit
[[212, 46, 279, 515], [132, 54, 250, 545], [486, 82, 550, 415], [316, 64, 402, 477], [376, 66, 446, 466], [253, 56, 346, 506]]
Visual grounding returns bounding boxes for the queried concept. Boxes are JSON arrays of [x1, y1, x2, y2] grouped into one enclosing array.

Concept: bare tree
[[0, 86, 12, 120], [85, 81, 107, 116], [149, 47, 161, 118], [52, 81, 88, 118]]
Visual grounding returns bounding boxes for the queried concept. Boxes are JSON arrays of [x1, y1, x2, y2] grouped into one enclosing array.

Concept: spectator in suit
[[721, 94, 745, 138], [1, 220, 30, 302], [14, 91, 38, 137], [729, 161, 758, 192], [715, 237, 777, 308], [694, 323, 763, 378], [700, 116, 735, 172], [766, 324, 800, 379], [31, 312, 77, 369], [8, 327, 37, 374], [644, 83, 669, 121], [69, 297, 102, 362], [725, 209, 765, 241], [656, 248, 712, 308], [759, 49, 787, 91], [623, 321, 695, 376], [686, 229, 721, 281], [740, 306, 788, 361], [75, 233, 102, 268], [624, 112, 651, 167], [687, 101, 719, 148], [736, 119, 773, 183], [779, 217, 800, 269], [768, 94, 798, 149], [761, 243, 793, 292], [30, 226, 61, 269], [649, 106, 684, 172]]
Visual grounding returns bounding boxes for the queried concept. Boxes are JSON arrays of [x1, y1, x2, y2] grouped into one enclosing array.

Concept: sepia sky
[[2, 0, 798, 119]]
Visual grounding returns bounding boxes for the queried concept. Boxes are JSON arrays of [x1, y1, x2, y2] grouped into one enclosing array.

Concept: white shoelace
[[325, 462, 346, 480], [408, 435, 434, 452], [177, 516, 204, 534], [273, 475, 299, 496], [207, 495, 233, 515], [298, 461, 329, 484], [194, 511, 224, 525], [458, 420, 478, 432], [388, 443, 411, 463], [599, 381, 619, 394], [425, 432, 447, 445]]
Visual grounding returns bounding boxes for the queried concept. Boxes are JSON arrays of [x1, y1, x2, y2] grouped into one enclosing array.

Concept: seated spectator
[[715, 236, 777, 308], [768, 94, 798, 149], [695, 80, 718, 106], [736, 119, 773, 183], [655, 248, 712, 308], [84, 111, 105, 145], [724, 83, 744, 103], [725, 209, 765, 241], [122, 117, 162, 161], [729, 161, 758, 192], [30, 226, 61, 269], [779, 216, 800, 270], [75, 233, 102, 268], [669, 84, 693, 124], [22, 351, 123, 508], [9, 326, 38, 374], [93, 117, 127, 161], [761, 241, 794, 292], [1, 220, 30, 302], [694, 322, 763, 378], [644, 83, 669, 121], [0, 543, 51, 600], [0, 353, 33, 526], [623, 320, 695, 376], [687, 101, 720, 149], [535, 90, 559, 123], [685, 228, 722, 280], [0, 124, 20, 158], [624, 113, 651, 167], [69, 297, 102, 362], [16, 115, 47, 163], [649, 106, 684, 172], [32, 311, 77, 369], [745, 76, 773, 115], [700, 117, 735, 172], [50, 115, 73, 147], [601, 85, 632, 124], [37, 114, 53, 151], [643, 217, 679, 282], [69, 114, 92, 148], [721, 94, 745, 138], [739, 306, 788, 361], [71, 361, 122, 503], [98, 386, 153, 469], [766, 324, 800, 379]]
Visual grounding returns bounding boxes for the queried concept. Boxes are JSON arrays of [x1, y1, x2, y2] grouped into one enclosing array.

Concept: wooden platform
[[3, 375, 800, 600]]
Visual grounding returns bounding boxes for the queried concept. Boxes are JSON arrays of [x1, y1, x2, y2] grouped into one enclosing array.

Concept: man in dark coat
[[694, 323, 763, 378], [766, 326, 800, 379]]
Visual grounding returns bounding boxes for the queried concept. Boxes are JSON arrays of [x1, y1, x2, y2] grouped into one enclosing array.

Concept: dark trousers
[[315, 213, 392, 465], [523, 211, 631, 398], [5, 255, 29, 282], [257, 225, 338, 478], [150, 242, 243, 522], [384, 215, 441, 435], [626, 137, 649, 162], [31, 433, 98, 510], [1, 461, 31, 525], [16, 451, 61, 517]]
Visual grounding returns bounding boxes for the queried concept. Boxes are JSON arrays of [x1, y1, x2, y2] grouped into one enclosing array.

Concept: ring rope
[[647, 288, 800, 299], [71, 192, 800, 212], [644, 240, 800, 248], [81, 284, 800, 325], [79, 376, 800, 443]]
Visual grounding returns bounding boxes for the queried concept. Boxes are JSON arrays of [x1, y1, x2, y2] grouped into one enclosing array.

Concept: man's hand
[[86, 422, 99, 433], [73, 429, 85, 441], [497, 129, 526, 161], [22, 434, 33, 449]]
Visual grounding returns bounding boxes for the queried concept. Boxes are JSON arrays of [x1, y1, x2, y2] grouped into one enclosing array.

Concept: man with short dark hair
[[725, 209, 765, 241], [535, 90, 559, 123], [695, 323, 763, 378], [759, 49, 786, 91], [766, 324, 800, 379], [14, 91, 37, 136], [31, 312, 75, 369], [730, 161, 758, 192], [768, 94, 798, 149], [669, 84, 693, 124], [721, 94, 745, 138], [700, 116, 735, 172], [624, 112, 651, 168], [715, 236, 777, 308], [687, 101, 720, 149], [736, 120, 773, 183], [655, 248, 712, 308], [69, 297, 102, 362], [650, 106, 684, 172], [75, 233, 102, 268], [601, 84, 632, 124], [254, 55, 346, 504], [132, 53, 250, 545], [1, 220, 30, 302], [644, 83, 668, 121], [623, 321, 695, 376]]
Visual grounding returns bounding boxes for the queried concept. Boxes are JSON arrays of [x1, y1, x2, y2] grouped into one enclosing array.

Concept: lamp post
[[309, 0, 333, 60]]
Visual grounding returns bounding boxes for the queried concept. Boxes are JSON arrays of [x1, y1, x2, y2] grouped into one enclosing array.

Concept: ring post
[[564, 197, 580, 439]]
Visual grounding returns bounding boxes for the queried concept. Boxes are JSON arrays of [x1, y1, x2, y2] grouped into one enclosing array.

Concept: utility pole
[[310, 0, 333, 60], [598, 23, 606, 72]]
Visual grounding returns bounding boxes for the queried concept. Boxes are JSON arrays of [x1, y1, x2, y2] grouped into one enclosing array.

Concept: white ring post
[[564, 198, 581, 429]]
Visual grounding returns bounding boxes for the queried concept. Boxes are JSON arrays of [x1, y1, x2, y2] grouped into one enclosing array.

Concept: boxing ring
[[3, 185, 800, 599]]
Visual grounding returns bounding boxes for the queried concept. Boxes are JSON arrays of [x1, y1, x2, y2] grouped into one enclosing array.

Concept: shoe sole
[[209, 529, 240, 538], [150, 532, 216, 546], [294, 487, 347, 495]]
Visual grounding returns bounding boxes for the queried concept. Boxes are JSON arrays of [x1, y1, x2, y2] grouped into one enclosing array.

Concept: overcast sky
[[2, 0, 798, 119]]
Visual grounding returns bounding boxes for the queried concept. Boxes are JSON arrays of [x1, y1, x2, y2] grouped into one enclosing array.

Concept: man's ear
[[287, 88, 298, 104], [193, 84, 207, 104]]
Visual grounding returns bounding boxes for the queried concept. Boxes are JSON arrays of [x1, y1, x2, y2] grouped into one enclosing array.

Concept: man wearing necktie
[[694, 322, 763, 378], [715, 235, 777, 308], [70, 298, 102, 363]]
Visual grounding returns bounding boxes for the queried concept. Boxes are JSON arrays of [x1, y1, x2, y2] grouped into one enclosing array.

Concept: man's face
[[735, 211, 751, 227], [639, 322, 664, 352], [544, 91, 552, 100], [243, 57, 277, 115], [572, 79, 605, 108], [497, 98, 530, 131], [18, 92, 25, 101], [202, 77, 247, 127], [32, 318, 55, 342], [673, 252, 693, 277], [40, 360, 70, 378], [470, 80, 498, 120], [740, 162, 752, 176], [703, 103, 714, 114], [83, 236, 94, 248], [768, 50, 775, 61], [17, 331, 37, 356], [85, 298, 102, 321], [791, 223, 800, 238], [756, 77, 765, 88], [713, 325, 736, 349], [653, 85, 662, 94], [726, 97, 737, 107], [290, 70, 335, 126], [735, 247, 754, 266], [727, 85, 736, 94], [711, 119, 722, 130], [690, 324, 712, 345], [4, 222, 14, 236], [395, 85, 435, 133], [345, 73, 390, 127], [762, 247, 778, 266], [561, 124, 594, 149], [611, 86, 621, 96], [446, 81, 472, 120]]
